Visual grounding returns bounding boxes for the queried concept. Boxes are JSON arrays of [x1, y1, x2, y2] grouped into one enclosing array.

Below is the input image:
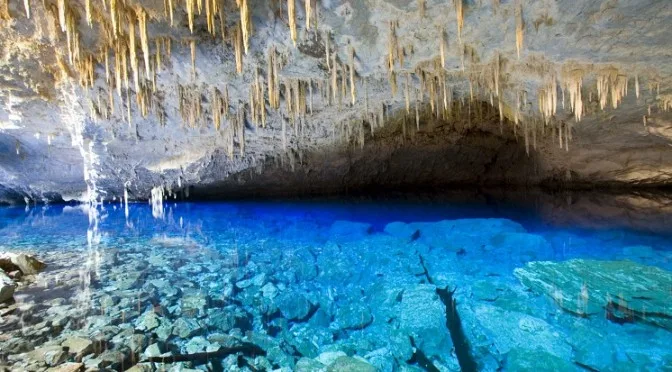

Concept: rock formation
[[0, 0, 671, 202]]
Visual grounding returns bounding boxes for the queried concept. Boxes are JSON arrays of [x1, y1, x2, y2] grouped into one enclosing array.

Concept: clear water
[[0, 197, 671, 371]]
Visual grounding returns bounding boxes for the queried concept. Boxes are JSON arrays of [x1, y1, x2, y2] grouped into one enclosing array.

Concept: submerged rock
[[505, 348, 576, 371], [398, 285, 454, 364], [275, 292, 313, 321], [326, 356, 377, 372], [335, 304, 373, 330], [0, 270, 16, 303], [0, 253, 47, 275], [328, 220, 373, 242], [458, 302, 572, 368], [515, 259, 672, 329]]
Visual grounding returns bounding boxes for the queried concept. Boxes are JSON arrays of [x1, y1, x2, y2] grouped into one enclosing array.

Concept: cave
[[1, 0, 672, 371]]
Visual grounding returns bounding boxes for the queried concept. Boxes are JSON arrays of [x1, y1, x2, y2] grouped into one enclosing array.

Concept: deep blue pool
[[0, 195, 671, 371]]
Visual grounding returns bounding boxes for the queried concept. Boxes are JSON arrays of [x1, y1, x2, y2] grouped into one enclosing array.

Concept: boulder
[[172, 318, 202, 338], [0, 270, 16, 303], [335, 304, 373, 330], [328, 220, 373, 242], [326, 356, 377, 372], [505, 348, 576, 371], [515, 259, 672, 329], [275, 292, 312, 321], [46, 362, 84, 372], [0, 253, 46, 275], [398, 285, 453, 362], [61, 337, 93, 358], [408, 218, 526, 253], [458, 303, 573, 366], [383, 222, 419, 241]]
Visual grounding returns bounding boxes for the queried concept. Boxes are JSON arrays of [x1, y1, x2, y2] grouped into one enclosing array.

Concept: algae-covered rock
[[514, 259, 672, 329]]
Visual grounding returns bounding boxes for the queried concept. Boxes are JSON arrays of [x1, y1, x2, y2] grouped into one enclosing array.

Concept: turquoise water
[[0, 198, 671, 371]]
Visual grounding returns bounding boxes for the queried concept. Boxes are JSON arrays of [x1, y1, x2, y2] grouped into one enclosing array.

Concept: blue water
[[0, 198, 671, 371]]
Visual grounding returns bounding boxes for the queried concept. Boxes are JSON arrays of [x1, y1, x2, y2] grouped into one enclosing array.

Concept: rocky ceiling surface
[[0, 0, 671, 203]]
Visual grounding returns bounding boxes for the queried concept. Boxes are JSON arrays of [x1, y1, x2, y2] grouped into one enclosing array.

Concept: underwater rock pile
[[0, 215, 671, 371], [0, 253, 47, 303]]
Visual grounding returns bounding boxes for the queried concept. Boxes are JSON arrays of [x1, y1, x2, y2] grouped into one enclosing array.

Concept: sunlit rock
[[0, 270, 16, 303], [515, 259, 672, 329]]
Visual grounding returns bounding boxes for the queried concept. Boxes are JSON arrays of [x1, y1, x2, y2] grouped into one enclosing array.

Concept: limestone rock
[[515, 259, 672, 329], [383, 222, 419, 241], [275, 292, 312, 321], [328, 221, 373, 242], [398, 285, 453, 362], [172, 318, 202, 338], [335, 304, 373, 330], [61, 337, 93, 358], [326, 356, 377, 372], [46, 362, 84, 372], [0, 270, 16, 303], [505, 348, 576, 371], [0, 253, 46, 275]]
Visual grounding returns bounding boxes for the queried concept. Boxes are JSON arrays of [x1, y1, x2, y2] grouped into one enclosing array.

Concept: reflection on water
[[0, 193, 671, 371]]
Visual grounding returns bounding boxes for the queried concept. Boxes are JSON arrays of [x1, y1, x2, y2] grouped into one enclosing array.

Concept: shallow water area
[[1, 193, 671, 371]]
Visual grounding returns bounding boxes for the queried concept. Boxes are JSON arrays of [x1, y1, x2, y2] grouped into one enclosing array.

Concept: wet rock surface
[[0, 205, 671, 371], [515, 259, 672, 329]]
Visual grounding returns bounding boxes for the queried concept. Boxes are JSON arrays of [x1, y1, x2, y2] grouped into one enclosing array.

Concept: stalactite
[[454, 0, 464, 42], [564, 69, 583, 122], [24, 0, 30, 18], [515, 1, 524, 59], [439, 27, 447, 69], [331, 57, 338, 102], [235, 23, 243, 74], [190, 39, 197, 76], [415, 88, 420, 130], [325, 30, 331, 71], [418, 0, 426, 18], [308, 79, 313, 114], [104, 48, 110, 84], [137, 8, 150, 80], [128, 14, 140, 92], [155, 39, 162, 71], [611, 74, 627, 109], [240, 0, 250, 53], [168, 0, 174, 26], [405, 72, 411, 114], [114, 40, 122, 96], [58, 0, 66, 32], [187, 0, 195, 33], [305, 0, 312, 30], [110, 0, 118, 37], [635, 75, 640, 99], [349, 46, 356, 105], [389, 71, 397, 97], [538, 77, 557, 123], [387, 21, 398, 71], [288, 0, 297, 46]]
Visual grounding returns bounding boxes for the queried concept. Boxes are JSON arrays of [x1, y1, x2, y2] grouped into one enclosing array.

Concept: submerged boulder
[[407, 218, 527, 252], [398, 285, 455, 365], [514, 259, 672, 329], [0, 270, 16, 303], [328, 220, 373, 242], [0, 253, 46, 275]]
